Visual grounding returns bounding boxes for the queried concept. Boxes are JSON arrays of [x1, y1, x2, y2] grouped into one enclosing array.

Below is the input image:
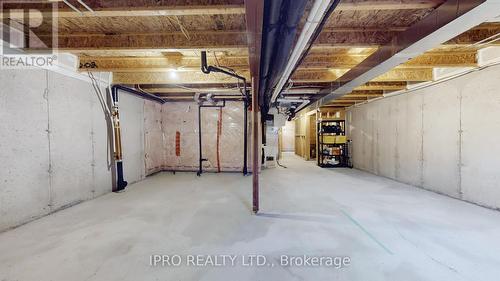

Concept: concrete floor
[[1, 154, 500, 281]]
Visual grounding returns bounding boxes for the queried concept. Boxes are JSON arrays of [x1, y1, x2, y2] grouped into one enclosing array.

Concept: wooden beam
[[343, 90, 384, 98], [74, 49, 478, 74], [2, 1, 245, 18], [73, 48, 249, 57], [113, 71, 250, 84], [145, 87, 242, 94], [446, 24, 500, 45], [300, 51, 477, 69], [78, 55, 248, 72], [403, 51, 477, 67], [315, 31, 395, 47], [354, 82, 407, 91], [33, 31, 247, 51], [326, 102, 356, 106], [291, 68, 433, 83], [312, 26, 499, 49], [336, 0, 444, 11], [335, 98, 369, 102], [4, 0, 440, 20]]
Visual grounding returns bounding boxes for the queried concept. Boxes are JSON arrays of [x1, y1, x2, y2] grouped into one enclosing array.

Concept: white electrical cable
[[76, 0, 95, 13], [62, 0, 83, 15], [271, 0, 332, 103]]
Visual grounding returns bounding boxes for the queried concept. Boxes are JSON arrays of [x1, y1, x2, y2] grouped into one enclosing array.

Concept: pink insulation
[[162, 102, 199, 171], [144, 100, 164, 175], [162, 101, 248, 172], [143, 101, 250, 174]]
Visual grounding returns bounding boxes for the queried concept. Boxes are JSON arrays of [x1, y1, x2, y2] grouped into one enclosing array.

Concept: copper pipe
[[112, 109, 123, 160]]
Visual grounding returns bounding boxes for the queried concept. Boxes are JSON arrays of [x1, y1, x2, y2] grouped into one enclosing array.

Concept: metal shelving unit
[[317, 119, 352, 168]]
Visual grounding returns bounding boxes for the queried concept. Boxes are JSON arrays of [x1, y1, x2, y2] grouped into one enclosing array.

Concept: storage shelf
[[317, 119, 352, 169]]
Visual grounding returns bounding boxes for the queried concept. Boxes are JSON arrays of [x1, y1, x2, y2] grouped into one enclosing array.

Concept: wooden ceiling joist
[[292, 68, 433, 83], [3, 5, 245, 19], [343, 90, 385, 97], [300, 51, 477, 69], [309, 25, 499, 49], [79, 51, 476, 73], [113, 71, 250, 84], [78, 55, 248, 72], [335, 0, 444, 11], [46, 32, 247, 51], [354, 82, 407, 91]]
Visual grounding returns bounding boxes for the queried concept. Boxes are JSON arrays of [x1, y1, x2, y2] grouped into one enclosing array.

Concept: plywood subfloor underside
[[1, 154, 499, 280]]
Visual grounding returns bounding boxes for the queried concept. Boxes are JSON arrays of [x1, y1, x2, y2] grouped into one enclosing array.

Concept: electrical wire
[[88, 72, 113, 169], [276, 159, 287, 168], [62, 0, 83, 15]]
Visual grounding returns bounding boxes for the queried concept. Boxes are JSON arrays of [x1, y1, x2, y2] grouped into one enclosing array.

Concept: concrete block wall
[[0, 69, 147, 232], [347, 64, 500, 210]]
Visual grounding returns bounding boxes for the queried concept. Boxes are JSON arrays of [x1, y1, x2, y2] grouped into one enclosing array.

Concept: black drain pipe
[[243, 97, 249, 175], [197, 100, 226, 176], [201, 51, 249, 175], [112, 85, 165, 104]]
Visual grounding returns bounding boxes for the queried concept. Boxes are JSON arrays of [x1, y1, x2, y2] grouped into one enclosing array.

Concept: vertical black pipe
[[197, 104, 203, 176], [243, 97, 249, 175]]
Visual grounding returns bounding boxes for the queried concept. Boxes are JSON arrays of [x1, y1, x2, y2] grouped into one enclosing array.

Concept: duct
[[302, 0, 500, 113], [258, 0, 308, 114], [271, 0, 339, 103]]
